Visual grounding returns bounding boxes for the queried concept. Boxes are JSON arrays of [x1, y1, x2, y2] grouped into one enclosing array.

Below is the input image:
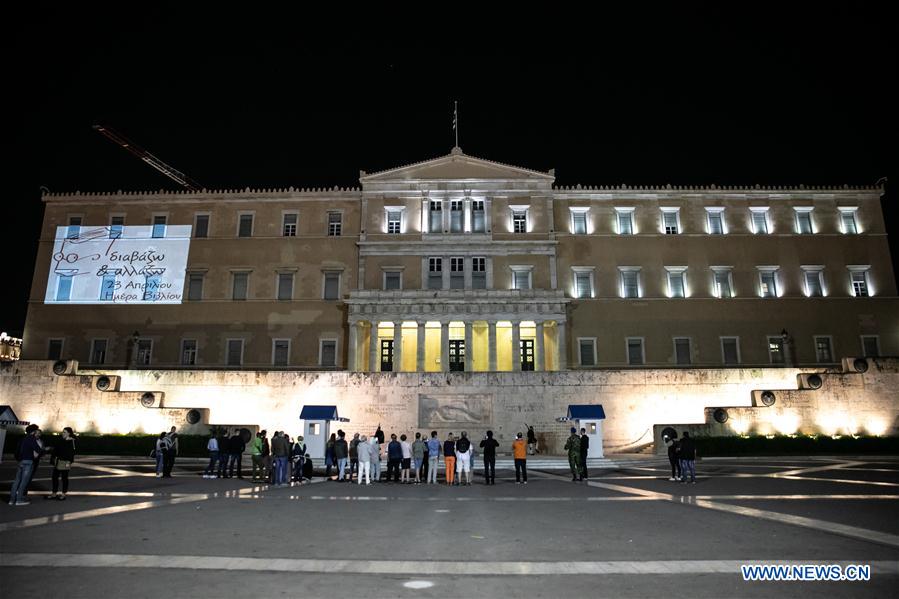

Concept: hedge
[[693, 435, 899, 457]]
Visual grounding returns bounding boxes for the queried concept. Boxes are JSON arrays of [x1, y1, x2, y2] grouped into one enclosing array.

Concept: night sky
[[4, 5, 896, 337]]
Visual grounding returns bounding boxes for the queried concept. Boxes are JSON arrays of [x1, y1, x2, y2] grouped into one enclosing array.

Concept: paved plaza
[[1, 454, 898, 597]]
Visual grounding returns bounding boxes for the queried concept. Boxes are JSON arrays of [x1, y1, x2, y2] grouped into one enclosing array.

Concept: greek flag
[[453, 103, 458, 131]]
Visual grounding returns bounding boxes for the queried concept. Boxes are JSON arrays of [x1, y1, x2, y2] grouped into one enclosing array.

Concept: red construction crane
[[92, 124, 203, 191]]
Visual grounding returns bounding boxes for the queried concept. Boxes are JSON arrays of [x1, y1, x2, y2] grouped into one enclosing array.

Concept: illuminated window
[[578, 338, 596, 366], [616, 208, 634, 235], [570, 208, 588, 234], [626, 338, 644, 365], [721, 337, 740, 365], [802, 267, 824, 297], [767, 336, 785, 364], [152, 215, 167, 238], [511, 267, 532, 290], [712, 268, 733, 299], [472, 200, 486, 232], [136, 339, 152, 365], [277, 273, 294, 301], [814, 336, 833, 363], [450, 201, 463, 233], [674, 337, 691, 365], [706, 208, 725, 235], [850, 269, 869, 297], [428, 257, 443, 290], [839, 208, 858, 234], [109, 216, 124, 239], [512, 210, 527, 233], [661, 209, 680, 234], [194, 214, 209, 238], [181, 339, 197, 366], [666, 267, 686, 298], [619, 269, 640, 298], [472, 257, 486, 289], [757, 268, 778, 298], [100, 274, 116, 301], [429, 201, 442, 233], [328, 212, 342, 236], [574, 271, 593, 298], [226, 339, 244, 366], [238, 213, 254, 237], [794, 207, 813, 234], [56, 274, 73, 301], [386, 210, 402, 234], [272, 339, 290, 366], [283, 213, 297, 237], [90, 339, 108, 365], [750, 209, 769, 234]]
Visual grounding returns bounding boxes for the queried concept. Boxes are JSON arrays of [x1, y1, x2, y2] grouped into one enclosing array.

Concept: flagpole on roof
[[453, 100, 459, 149]]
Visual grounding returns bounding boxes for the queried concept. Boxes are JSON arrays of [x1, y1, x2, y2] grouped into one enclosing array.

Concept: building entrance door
[[520, 339, 535, 371], [448, 340, 465, 371], [380, 339, 393, 372]]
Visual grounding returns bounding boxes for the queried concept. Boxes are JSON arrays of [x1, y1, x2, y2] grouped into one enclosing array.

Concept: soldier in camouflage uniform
[[563, 427, 581, 482]]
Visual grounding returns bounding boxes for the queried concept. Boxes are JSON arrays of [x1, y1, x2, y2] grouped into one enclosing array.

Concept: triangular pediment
[[360, 148, 554, 183]]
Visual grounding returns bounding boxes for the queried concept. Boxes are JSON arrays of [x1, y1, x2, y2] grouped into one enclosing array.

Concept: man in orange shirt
[[512, 432, 528, 484]]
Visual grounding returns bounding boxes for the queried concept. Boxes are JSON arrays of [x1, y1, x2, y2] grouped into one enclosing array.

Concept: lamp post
[[780, 328, 792, 367]]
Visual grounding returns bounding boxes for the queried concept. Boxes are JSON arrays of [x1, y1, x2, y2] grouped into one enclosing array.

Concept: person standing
[[349, 433, 361, 480], [564, 428, 581, 482], [526, 425, 539, 455], [9, 425, 41, 506], [334, 430, 349, 482], [163, 426, 179, 478], [455, 431, 473, 486], [374, 424, 385, 445], [399, 434, 412, 484], [411, 432, 425, 484], [272, 431, 291, 486], [679, 431, 697, 484], [426, 431, 441, 484], [356, 434, 371, 484], [512, 432, 528, 484], [443, 433, 456, 486], [45, 427, 76, 500], [204, 432, 219, 479], [228, 429, 245, 479], [579, 427, 590, 481], [369, 435, 382, 482], [480, 430, 499, 485], [216, 430, 229, 478], [250, 431, 264, 482], [664, 434, 681, 481], [155, 431, 170, 478], [291, 435, 307, 483], [386, 434, 402, 483], [325, 433, 336, 478]]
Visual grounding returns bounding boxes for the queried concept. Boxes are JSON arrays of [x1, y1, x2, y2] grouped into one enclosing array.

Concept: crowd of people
[[8, 424, 76, 506], [663, 431, 698, 483]]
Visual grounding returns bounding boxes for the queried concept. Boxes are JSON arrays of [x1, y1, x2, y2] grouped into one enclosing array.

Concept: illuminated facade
[[24, 147, 897, 371]]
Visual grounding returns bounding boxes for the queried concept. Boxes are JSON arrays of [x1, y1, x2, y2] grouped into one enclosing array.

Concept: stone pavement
[[1, 454, 898, 597]]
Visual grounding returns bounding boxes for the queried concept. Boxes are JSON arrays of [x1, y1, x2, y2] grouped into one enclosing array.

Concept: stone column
[[535, 321, 545, 371], [369, 321, 379, 372], [348, 322, 358, 371], [393, 322, 403, 372], [557, 320, 568, 370], [440, 322, 449, 372], [421, 199, 429, 233], [511, 320, 521, 372], [464, 322, 473, 372], [488, 320, 497, 372], [416, 321, 426, 372]]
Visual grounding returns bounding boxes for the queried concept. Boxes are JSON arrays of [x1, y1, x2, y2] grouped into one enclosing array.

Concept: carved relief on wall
[[418, 393, 493, 428]]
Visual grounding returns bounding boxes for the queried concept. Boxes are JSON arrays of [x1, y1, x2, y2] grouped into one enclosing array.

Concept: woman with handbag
[[46, 427, 76, 500]]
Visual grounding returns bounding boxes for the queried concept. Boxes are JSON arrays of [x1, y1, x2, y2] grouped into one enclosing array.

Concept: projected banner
[[45, 225, 192, 304]]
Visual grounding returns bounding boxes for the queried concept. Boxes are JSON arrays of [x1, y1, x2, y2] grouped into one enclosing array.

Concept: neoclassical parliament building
[[25, 147, 897, 374]]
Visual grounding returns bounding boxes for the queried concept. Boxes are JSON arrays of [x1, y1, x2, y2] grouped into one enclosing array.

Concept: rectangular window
[[428, 257, 443, 290], [575, 271, 592, 298], [152, 215, 167, 238], [804, 269, 823, 297], [226, 339, 244, 366], [571, 211, 587, 235], [620, 270, 639, 298], [815, 336, 833, 363], [616, 209, 634, 235], [143, 275, 160, 301], [320, 340, 337, 367], [714, 269, 733, 299], [751, 210, 769, 234], [181, 339, 197, 366], [109, 216, 124, 239], [627, 338, 644, 366], [384, 271, 402, 290], [232, 273, 249, 301], [795, 209, 813, 234], [90, 339, 107, 365], [512, 210, 527, 233], [707, 210, 724, 234], [759, 270, 778, 298], [328, 212, 342, 236], [283, 213, 297, 237], [472, 257, 486, 289], [450, 257, 464, 289], [512, 269, 531, 290], [662, 210, 680, 234], [188, 274, 204, 301], [450, 200, 463, 233], [100, 274, 116, 301], [194, 214, 209, 238], [136, 339, 152, 365], [273, 339, 290, 366], [768, 336, 785, 364], [851, 270, 869, 297], [472, 200, 485, 233], [323, 272, 340, 300], [667, 270, 685, 298], [387, 210, 402, 234], [277, 273, 294, 301], [56, 274, 73, 301], [578, 338, 596, 367], [861, 335, 880, 358], [674, 337, 692, 365], [238, 213, 254, 237], [48, 339, 63, 360], [840, 209, 858, 234], [67, 216, 82, 239], [721, 337, 740, 365], [429, 201, 442, 233]]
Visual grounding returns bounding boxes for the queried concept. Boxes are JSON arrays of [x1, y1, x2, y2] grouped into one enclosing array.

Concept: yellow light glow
[[730, 417, 750, 435], [771, 413, 800, 435], [865, 418, 888, 436]]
